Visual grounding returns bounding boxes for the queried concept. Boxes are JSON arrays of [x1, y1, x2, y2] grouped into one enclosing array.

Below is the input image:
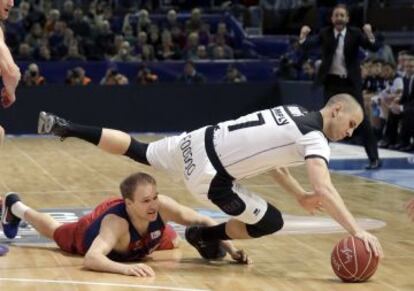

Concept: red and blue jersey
[[53, 198, 168, 262]]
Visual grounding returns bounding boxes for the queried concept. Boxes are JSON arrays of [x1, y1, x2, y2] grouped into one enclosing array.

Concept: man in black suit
[[299, 4, 381, 169]]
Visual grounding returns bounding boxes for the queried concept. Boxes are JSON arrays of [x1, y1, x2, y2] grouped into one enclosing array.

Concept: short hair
[[332, 4, 349, 16], [120, 172, 156, 201], [398, 50, 408, 56], [325, 93, 362, 113]]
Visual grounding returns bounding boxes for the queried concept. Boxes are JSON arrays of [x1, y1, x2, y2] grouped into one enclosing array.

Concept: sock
[[66, 123, 102, 145], [11, 202, 30, 219], [200, 223, 231, 241]]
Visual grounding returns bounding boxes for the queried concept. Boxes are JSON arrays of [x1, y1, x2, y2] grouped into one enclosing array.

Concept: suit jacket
[[401, 76, 414, 108], [301, 26, 380, 87]]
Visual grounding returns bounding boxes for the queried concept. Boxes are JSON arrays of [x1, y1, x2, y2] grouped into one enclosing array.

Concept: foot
[[38, 111, 71, 138], [1, 192, 22, 239], [185, 225, 226, 260], [365, 159, 382, 170]]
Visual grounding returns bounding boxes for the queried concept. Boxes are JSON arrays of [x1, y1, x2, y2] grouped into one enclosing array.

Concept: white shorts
[[146, 127, 267, 224]]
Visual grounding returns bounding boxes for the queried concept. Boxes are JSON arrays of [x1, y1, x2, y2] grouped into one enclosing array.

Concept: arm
[[83, 215, 155, 277], [298, 25, 321, 51], [270, 167, 322, 214], [0, 27, 21, 108], [406, 198, 414, 221], [158, 195, 251, 264], [306, 158, 383, 257], [359, 24, 381, 52]]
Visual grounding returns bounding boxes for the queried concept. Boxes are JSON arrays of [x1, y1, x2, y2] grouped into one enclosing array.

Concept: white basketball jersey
[[213, 105, 330, 179]]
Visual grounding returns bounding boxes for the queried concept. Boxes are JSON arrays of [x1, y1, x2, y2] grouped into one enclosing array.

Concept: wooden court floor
[[0, 136, 413, 291]]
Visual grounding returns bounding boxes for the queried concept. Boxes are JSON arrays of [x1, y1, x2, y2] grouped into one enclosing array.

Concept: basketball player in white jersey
[[0, 0, 22, 144], [38, 93, 383, 258]]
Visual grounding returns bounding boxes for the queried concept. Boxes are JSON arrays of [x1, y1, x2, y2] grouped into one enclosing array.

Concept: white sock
[[11, 201, 30, 219]]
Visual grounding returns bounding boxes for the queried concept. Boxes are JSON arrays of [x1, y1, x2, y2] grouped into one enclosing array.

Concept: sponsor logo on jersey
[[150, 230, 161, 240], [272, 107, 289, 126]]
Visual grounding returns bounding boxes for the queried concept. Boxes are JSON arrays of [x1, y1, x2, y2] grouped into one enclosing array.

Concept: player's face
[[0, 0, 13, 20], [331, 7, 349, 30], [329, 105, 362, 141], [130, 183, 160, 222]]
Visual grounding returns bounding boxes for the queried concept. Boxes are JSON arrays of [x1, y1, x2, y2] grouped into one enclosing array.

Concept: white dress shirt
[[329, 28, 348, 77]]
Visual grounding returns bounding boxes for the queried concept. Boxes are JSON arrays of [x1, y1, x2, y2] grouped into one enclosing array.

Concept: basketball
[[331, 236, 379, 282]]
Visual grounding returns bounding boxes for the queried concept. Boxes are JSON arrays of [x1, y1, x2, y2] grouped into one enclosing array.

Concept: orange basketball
[[331, 236, 379, 282]]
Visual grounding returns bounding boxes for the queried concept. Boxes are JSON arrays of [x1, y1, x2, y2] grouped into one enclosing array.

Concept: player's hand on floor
[[230, 249, 252, 265], [124, 263, 155, 277], [355, 231, 384, 259], [297, 192, 323, 215], [1, 88, 15, 108]]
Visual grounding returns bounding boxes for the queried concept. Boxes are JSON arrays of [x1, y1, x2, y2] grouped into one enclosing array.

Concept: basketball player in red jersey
[[0, 0, 22, 143], [2, 172, 250, 277]]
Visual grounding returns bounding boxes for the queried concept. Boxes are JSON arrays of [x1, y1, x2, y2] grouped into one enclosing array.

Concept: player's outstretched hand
[[355, 231, 384, 258], [230, 249, 252, 265], [124, 263, 155, 277], [1, 88, 15, 108], [297, 192, 323, 215]]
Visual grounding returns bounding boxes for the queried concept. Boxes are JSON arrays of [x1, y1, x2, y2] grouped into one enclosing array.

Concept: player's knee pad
[[208, 176, 246, 216], [245, 203, 284, 238], [124, 137, 150, 165]]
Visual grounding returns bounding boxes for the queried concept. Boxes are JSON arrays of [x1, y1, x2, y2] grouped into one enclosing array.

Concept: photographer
[[136, 64, 158, 85], [22, 63, 45, 86], [65, 67, 91, 86], [100, 68, 129, 85]]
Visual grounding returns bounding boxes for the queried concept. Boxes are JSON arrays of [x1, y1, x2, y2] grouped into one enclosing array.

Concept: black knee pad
[[245, 203, 284, 238], [124, 137, 150, 165], [208, 175, 246, 216]]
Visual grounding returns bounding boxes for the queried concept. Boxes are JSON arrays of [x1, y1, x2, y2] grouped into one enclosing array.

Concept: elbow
[[83, 253, 97, 270]]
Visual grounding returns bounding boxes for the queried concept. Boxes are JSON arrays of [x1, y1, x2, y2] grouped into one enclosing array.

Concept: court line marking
[[0, 278, 210, 291]]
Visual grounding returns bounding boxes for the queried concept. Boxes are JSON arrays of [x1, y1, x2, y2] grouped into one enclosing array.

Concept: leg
[[201, 175, 284, 240], [37, 112, 150, 165], [24, 208, 62, 240], [2, 192, 61, 240]]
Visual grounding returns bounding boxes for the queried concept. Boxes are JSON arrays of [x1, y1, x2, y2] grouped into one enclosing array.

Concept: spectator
[[397, 50, 409, 76], [16, 43, 33, 61], [299, 59, 316, 81], [100, 68, 129, 85], [184, 32, 200, 60], [61, 0, 75, 23], [25, 23, 45, 48], [163, 9, 181, 31], [177, 60, 206, 84], [212, 45, 227, 60], [48, 21, 68, 59], [93, 20, 115, 59], [22, 63, 46, 86], [148, 24, 161, 48], [36, 44, 51, 61], [186, 8, 204, 33], [20, 1, 46, 31], [380, 55, 414, 151], [171, 25, 186, 49], [63, 44, 87, 61], [363, 59, 385, 94], [156, 30, 181, 60], [122, 23, 136, 45], [208, 35, 234, 59], [137, 64, 158, 85], [223, 64, 247, 83], [214, 21, 233, 47], [135, 31, 155, 60], [69, 8, 91, 38], [198, 23, 211, 46], [372, 62, 403, 140], [111, 41, 137, 62], [44, 9, 61, 35], [4, 9, 25, 52], [136, 9, 151, 33], [66, 67, 91, 85], [196, 45, 208, 60]]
